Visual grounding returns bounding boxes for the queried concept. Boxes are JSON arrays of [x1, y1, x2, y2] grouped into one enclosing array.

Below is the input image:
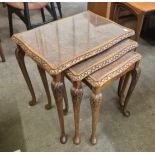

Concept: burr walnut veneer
[[12, 11, 135, 144]]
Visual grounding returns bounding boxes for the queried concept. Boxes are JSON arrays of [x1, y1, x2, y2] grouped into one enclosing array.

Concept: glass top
[[67, 39, 137, 80], [12, 11, 134, 74], [88, 52, 141, 81]]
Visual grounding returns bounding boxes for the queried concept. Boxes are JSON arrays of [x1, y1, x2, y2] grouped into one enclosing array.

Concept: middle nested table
[[12, 11, 135, 144]]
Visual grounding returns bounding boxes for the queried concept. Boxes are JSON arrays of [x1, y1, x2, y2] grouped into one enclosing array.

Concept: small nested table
[[12, 11, 135, 144], [66, 51, 141, 145], [66, 38, 138, 144]]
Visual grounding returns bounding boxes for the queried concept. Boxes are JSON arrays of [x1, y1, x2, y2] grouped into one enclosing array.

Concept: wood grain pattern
[[125, 2, 155, 13], [88, 2, 110, 18]]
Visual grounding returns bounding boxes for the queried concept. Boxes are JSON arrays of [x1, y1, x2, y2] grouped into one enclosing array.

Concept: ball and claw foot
[[45, 104, 52, 110], [60, 135, 67, 144], [73, 136, 81, 145], [29, 100, 37, 106], [90, 135, 97, 145]]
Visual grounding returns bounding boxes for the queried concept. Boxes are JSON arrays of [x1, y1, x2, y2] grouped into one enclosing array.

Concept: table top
[[66, 39, 138, 81], [125, 2, 155, 13], [12, 11, 134, 75], [85, 52, 141, 88]]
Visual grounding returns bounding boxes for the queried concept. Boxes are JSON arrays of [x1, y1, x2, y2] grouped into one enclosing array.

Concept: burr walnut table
[[12, 11, 135, 144], [66, 51, 141, 145], [66, 38, 138, 144], [85, 52, 141, 144]]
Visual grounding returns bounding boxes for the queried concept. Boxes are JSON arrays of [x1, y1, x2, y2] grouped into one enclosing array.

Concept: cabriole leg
[[90, 92, 102, 145], [0, 39, 5, 62], [122, 65, 141, 117], [119, 72, 131, 107], [37, 65, 52, 110], [62, 76, 69, 115], [15, 47, 37, 106], [51, 74, 67, 144], [118, 75, 125, 97], [71, 82, 83, 145]]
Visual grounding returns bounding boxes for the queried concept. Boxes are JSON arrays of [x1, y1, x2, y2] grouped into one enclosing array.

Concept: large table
[[12, 11, 134, 144]]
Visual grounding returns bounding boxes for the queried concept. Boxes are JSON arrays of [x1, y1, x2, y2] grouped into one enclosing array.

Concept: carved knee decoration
[[51, 80, 67, 144]]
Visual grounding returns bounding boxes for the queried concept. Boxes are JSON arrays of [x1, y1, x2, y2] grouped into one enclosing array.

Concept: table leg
[[119, 72, 131, 106], [0, 39, 5, 62], [122, 64, 141, 117], [51, 74, 67, 144], [37, 66, 68, 112], [135, 13, 144, 41], [15, 48, 37, 106], [37, 65, 52, 110], [37, 66, 68, 113], [118, 76, 125, 97], [71, 81, 83, 145], [62, 76, 69, 115], [90, 92, 102, 145]]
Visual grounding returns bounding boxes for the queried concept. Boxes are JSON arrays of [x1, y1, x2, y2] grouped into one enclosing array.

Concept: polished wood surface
[[88, 2, 111, 18], [12, 11, 134, 75], [125, 2, 155, 13]]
